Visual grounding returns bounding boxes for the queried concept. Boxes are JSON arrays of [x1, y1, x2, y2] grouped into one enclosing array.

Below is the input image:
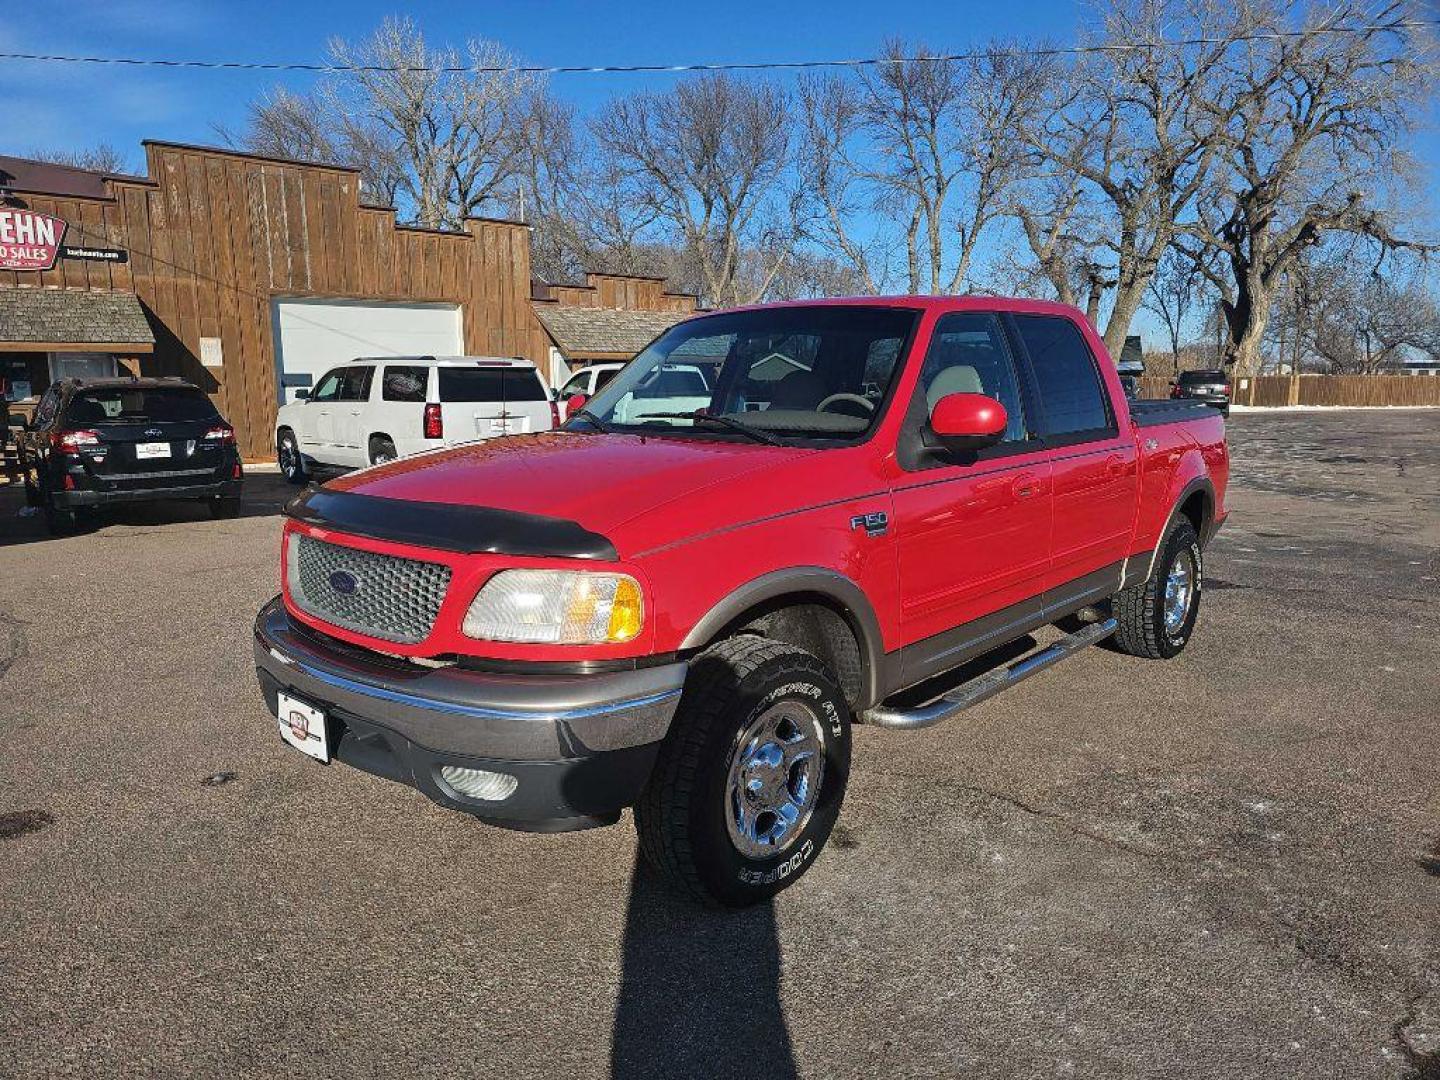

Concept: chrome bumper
[[252, 596, 685, 761]]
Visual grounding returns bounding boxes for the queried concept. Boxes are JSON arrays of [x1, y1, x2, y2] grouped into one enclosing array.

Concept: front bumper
[[56, 477, 242, 507], [252, 597, 686, 831]]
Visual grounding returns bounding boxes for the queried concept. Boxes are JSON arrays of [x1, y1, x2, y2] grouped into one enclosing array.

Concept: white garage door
[[272, 298, 463, 404]]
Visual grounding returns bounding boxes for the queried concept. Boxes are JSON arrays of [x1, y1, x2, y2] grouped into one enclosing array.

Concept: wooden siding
[[542, 273, 697, 315], [1135, 374, 1440, 407], [1, 143, 551, 458]]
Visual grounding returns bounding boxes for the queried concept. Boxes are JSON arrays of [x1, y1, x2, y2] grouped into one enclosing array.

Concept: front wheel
[[635, 636, 851, 907], [1112, 517, 1202, 659], [277, 430, 306, 485]]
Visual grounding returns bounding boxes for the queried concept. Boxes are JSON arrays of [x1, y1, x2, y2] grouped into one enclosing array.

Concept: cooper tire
[[1112, 518, 1202, 659], [277, 430, 306, 485], [634, 636, 851, 907]]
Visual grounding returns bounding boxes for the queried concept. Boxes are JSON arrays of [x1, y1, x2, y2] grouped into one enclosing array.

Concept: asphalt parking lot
[[1, 409, 1437, 1080]]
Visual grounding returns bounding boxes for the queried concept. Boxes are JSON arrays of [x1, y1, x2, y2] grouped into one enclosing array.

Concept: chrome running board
[[862, 618, 1119, 731]]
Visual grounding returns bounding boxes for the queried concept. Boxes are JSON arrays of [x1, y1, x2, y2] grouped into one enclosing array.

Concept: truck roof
[[344, 355, 538, 369]]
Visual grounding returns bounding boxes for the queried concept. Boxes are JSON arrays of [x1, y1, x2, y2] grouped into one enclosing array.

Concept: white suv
[[556, 362, 624, 420], [275, 356, 556, 483]]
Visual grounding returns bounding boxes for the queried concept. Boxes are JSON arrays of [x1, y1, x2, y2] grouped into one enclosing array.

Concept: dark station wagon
[[16, 377, 243, 534]]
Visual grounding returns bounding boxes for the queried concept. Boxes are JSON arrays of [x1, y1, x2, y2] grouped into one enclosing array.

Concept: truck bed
[[1129, 398, 1220, 427]]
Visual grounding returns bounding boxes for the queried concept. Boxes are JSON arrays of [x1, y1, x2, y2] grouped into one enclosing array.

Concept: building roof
[[0, 155, 149, 199], [0, 288, 155, 348], [533, 303, 690, 357]]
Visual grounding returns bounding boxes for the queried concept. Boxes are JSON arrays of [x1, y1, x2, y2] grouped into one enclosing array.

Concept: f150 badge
[[850, 510, 888, 537]]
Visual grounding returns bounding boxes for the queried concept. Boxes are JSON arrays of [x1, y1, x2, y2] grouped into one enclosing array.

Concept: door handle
[[1105, 455, 1127, 476], [1013, 475, 1040, 499]]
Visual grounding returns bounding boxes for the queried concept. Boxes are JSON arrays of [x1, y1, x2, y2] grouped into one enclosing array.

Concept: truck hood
[[322, 431, 808, 547]]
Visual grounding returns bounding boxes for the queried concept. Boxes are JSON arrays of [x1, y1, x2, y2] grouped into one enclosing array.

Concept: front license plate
[[277, 692, 329, 763], [135, 442, 170, 459]]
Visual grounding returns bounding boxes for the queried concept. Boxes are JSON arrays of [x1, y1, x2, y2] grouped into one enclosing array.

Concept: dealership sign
[[0, 209, 67, 271]]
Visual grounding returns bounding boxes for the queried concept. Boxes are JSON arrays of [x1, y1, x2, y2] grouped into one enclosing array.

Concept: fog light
[[439, 765, 518, 802]]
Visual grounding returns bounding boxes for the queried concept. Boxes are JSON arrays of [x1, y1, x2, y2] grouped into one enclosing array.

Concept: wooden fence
[[1134, 374, 1440, 407]]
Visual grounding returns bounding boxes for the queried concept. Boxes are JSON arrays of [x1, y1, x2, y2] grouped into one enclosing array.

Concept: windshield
[[567, 305, 919, 443], [66, 387, 220, 424]]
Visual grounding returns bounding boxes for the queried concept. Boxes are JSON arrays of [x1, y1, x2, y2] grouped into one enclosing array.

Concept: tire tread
[[634, 635, 823, 906]]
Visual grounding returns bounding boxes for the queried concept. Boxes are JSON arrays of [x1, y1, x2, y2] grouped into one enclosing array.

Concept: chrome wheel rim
[[1164, 549, 1197, 634], [279, 440, 298, 477], [724, 701, 825, 860], [372, 447, 395, 465]]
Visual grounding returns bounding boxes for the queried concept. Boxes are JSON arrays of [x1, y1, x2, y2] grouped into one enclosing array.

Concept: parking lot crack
[[0, 611, 29, 682], [1393, 988, 1440, 1079]]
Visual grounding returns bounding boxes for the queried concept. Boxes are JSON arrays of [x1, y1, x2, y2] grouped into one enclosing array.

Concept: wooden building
[[0, 144, 696, 460]]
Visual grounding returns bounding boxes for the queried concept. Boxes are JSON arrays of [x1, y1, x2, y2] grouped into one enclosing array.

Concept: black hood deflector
[[285, 487, 618, 561]]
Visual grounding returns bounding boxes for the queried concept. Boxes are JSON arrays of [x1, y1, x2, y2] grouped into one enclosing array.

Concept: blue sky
[[2, 0, 1437, 337]]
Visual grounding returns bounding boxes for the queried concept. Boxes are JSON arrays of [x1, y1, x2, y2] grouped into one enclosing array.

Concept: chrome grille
[[286, 533, 452, 644]]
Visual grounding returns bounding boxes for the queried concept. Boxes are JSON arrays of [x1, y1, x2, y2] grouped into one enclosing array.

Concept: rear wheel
[[43, 496, 82, 536], [1113, 518, 1202, 659], [369, 435, 397, 466], [277, 430, 306, 485], [635, 636, 851, 907]]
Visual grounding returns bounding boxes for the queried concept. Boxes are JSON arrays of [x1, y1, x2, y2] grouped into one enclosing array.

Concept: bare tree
[[231, 18, 543, 229], [27, 143, 130, 174], [799, 41, 1046, 295], [1184, 1, 1437, 374], [1142, 247, 1209, 373], [1029, 0, 1250, 355], [591, 74, 800, 308], [1005, 169, 1116, 323], [1286, 251, 1440, 373]]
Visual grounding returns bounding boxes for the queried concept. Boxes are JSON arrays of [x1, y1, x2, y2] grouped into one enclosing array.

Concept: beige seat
[[925, 364, 983, 410]]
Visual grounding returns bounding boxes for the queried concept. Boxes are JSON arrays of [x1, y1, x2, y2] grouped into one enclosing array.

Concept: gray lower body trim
[[253, 597, 685, 760], [887, 561, 1125, 697]]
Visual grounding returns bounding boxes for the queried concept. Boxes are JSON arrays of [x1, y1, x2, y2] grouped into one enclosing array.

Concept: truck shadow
[[611, 854, 798, 1080]]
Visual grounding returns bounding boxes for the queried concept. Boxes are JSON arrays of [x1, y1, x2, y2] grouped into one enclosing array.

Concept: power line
[[0, 20, 1434, 77]]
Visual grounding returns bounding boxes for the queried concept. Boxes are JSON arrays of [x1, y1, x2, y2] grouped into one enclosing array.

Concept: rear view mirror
[[294, 389, 310, 400], [927, 393, 1007, 453]]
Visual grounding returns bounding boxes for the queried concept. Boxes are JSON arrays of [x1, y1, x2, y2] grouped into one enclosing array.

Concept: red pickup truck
[[254, 297, 1228, 905]]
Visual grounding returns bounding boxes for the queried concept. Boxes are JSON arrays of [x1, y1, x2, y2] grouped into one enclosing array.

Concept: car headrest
[[926, 365, 983, 409]]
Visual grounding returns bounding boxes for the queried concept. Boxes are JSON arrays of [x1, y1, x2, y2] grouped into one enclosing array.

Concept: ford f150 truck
[[254, 297, 1228, 906]]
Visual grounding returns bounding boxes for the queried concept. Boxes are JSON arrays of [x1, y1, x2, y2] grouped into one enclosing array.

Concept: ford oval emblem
[[329, 570, 359, 595]]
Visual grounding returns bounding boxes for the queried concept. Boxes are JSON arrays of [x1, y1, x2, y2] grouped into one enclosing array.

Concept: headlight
[[462, 570, 644, 644]]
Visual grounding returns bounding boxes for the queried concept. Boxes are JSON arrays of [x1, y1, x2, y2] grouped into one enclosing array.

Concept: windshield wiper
[[633, 411, 785, 446], [570, 408, 615, 434]]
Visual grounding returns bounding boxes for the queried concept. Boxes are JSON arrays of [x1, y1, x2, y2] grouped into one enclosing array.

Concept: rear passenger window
[[919, 313, 1027, 444], [382, 366, 428, 402], [336, 366, 374, 402], [1013, 316, 1112, 439]]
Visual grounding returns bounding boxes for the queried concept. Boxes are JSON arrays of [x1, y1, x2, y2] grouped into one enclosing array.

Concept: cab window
[[918, 313, 1028, 445], [1013, 315, 1114, 440], [310, 370, 343, 403]]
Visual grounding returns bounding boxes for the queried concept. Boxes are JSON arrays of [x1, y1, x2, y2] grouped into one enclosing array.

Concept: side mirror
[[293, 389, 310, 400], [565, 393, 589, 420], [927, 393, 1008, 453]]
